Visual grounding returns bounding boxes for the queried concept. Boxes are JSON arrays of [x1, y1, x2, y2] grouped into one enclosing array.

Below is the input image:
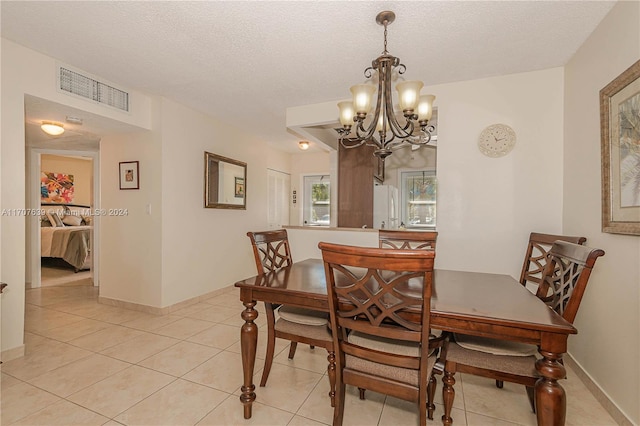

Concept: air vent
[[59, 66, 129, 112]]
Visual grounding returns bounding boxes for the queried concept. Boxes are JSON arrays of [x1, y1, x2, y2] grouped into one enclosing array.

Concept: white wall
[[159, 98, 275, 307], [99, 126, 163, 307], [427, 68, 565, 278], [1, 38, 153, 357], [564, 2, 640, 423]]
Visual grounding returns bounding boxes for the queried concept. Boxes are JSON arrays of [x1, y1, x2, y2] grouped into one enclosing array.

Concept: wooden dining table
[[234, 258, 576, 425]]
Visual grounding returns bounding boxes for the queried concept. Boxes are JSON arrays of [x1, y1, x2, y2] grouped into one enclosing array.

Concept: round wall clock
[[478, 124, 516, 157]]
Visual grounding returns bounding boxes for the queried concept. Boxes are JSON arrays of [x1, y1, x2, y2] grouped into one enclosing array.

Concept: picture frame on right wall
[[119, 161, 140, 190], [600, 59, 640, 235]]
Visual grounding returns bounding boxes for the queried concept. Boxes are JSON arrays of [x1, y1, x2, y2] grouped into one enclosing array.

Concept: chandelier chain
[[383, 21, 388, 54]]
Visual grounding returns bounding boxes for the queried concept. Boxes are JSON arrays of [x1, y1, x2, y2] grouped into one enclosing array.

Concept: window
[[400, 170, 436, 228], [303, 175, 330, 226]]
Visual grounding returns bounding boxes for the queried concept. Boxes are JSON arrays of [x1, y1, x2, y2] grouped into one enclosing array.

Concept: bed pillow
[[62, 214, 83, 226], [47, 212, 64, 227]]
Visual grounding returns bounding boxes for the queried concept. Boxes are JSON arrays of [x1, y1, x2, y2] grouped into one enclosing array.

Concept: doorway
[[27, 149, 100, 288]]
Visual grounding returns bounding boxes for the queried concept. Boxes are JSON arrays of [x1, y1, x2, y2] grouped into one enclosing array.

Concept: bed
[[41, 204, 92, 271]]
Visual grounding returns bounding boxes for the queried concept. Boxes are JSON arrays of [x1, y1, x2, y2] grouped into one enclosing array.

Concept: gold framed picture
[[600, 59, 640, 235]]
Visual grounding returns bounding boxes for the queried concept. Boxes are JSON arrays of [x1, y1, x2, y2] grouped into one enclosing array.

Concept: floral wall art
[[41, 171, 75, 203]]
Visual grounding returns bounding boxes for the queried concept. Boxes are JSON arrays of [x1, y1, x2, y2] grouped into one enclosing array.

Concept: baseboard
[[1, 344, 25, 363], [565, 354, 634, 425], [98, 285, 236, 316]]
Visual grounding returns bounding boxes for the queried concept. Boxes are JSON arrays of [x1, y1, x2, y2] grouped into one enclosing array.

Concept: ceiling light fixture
[[337, 11, 436, 160], [40, 121, 65, 136], [298, 141, 310, 150]]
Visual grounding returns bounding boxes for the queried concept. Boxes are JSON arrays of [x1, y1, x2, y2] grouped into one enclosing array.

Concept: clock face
[[478, 124, 516, 157]]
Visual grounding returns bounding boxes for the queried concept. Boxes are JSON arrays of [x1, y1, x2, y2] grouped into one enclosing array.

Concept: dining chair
[[352, 229, 437, 401], [519, 232, 587, 292], [487, 232, 588, 390], [246, 230, 336, 405], [378, 229, 438, 250], [319, 242, 444, 426], [436, 240, 605, 424]]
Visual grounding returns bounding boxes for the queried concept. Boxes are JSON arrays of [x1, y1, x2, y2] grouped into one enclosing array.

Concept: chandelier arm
[[354, 60, 386, 145], [388, 118, 415, 139], [383, 60, 414, 142], [364, 66, 375, 79], [340, 138, 367, 149], [406, 133, 431, 145], [405, 124, 436, 146]]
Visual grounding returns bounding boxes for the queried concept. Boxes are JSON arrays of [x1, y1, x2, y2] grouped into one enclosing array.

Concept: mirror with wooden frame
[[204, 151, 246, 209]]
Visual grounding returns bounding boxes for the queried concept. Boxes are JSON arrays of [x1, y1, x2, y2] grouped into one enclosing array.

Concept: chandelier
[[337, 11, 436, 160]]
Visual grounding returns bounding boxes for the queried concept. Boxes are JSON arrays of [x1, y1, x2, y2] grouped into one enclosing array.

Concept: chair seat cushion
[[454, 333, 538, 357], [277, 305, 328, 326], [275, 318, 333, 342], [345, 331, 436, 387], [447, 341, 538, 378]]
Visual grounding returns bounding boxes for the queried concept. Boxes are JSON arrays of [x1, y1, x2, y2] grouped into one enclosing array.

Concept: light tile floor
[[1, 284, 618, 426]]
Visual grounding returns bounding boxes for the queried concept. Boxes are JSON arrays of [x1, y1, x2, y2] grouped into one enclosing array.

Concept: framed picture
[[235, 177, 245, 198], [119, 161, 140, 190], [204, 151, 247, 209], [600, 59, 640, 235]]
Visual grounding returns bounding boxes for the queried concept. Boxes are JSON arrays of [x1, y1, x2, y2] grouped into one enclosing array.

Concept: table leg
[[240, 299, 258, 419], [535, 350, 567, 426]]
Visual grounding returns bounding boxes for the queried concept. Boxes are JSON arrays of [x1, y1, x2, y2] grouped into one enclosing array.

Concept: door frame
[[28, 148, 101, 288]]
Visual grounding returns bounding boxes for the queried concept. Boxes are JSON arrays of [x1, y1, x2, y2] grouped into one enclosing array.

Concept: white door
[[267, 169, 290, 230]]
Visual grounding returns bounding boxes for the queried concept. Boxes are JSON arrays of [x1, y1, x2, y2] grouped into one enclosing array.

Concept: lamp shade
[[41, 121, 64, 136], [417, 95, 436, 121], [350, 84, 376, 115], [337, 101, 355, 127], [396, 80, 424, 112]]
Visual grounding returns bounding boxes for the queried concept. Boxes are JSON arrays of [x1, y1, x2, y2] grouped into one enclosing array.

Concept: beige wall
[[41, 154, 93, 206], [430, 67, 565, 277], [564, 1, 640, 423], [158, 98, 274, 307], [99, 125, 163, 307]]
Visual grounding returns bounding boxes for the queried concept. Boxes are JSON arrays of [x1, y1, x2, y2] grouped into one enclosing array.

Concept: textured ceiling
[[2, 1, 616, 152]]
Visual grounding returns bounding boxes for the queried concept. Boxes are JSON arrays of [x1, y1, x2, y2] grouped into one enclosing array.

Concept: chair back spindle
[[519, 232, 586, 288], [536, 240, 605, 323], [247, 229, 292, 274], [378, 230, 438, 251]]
